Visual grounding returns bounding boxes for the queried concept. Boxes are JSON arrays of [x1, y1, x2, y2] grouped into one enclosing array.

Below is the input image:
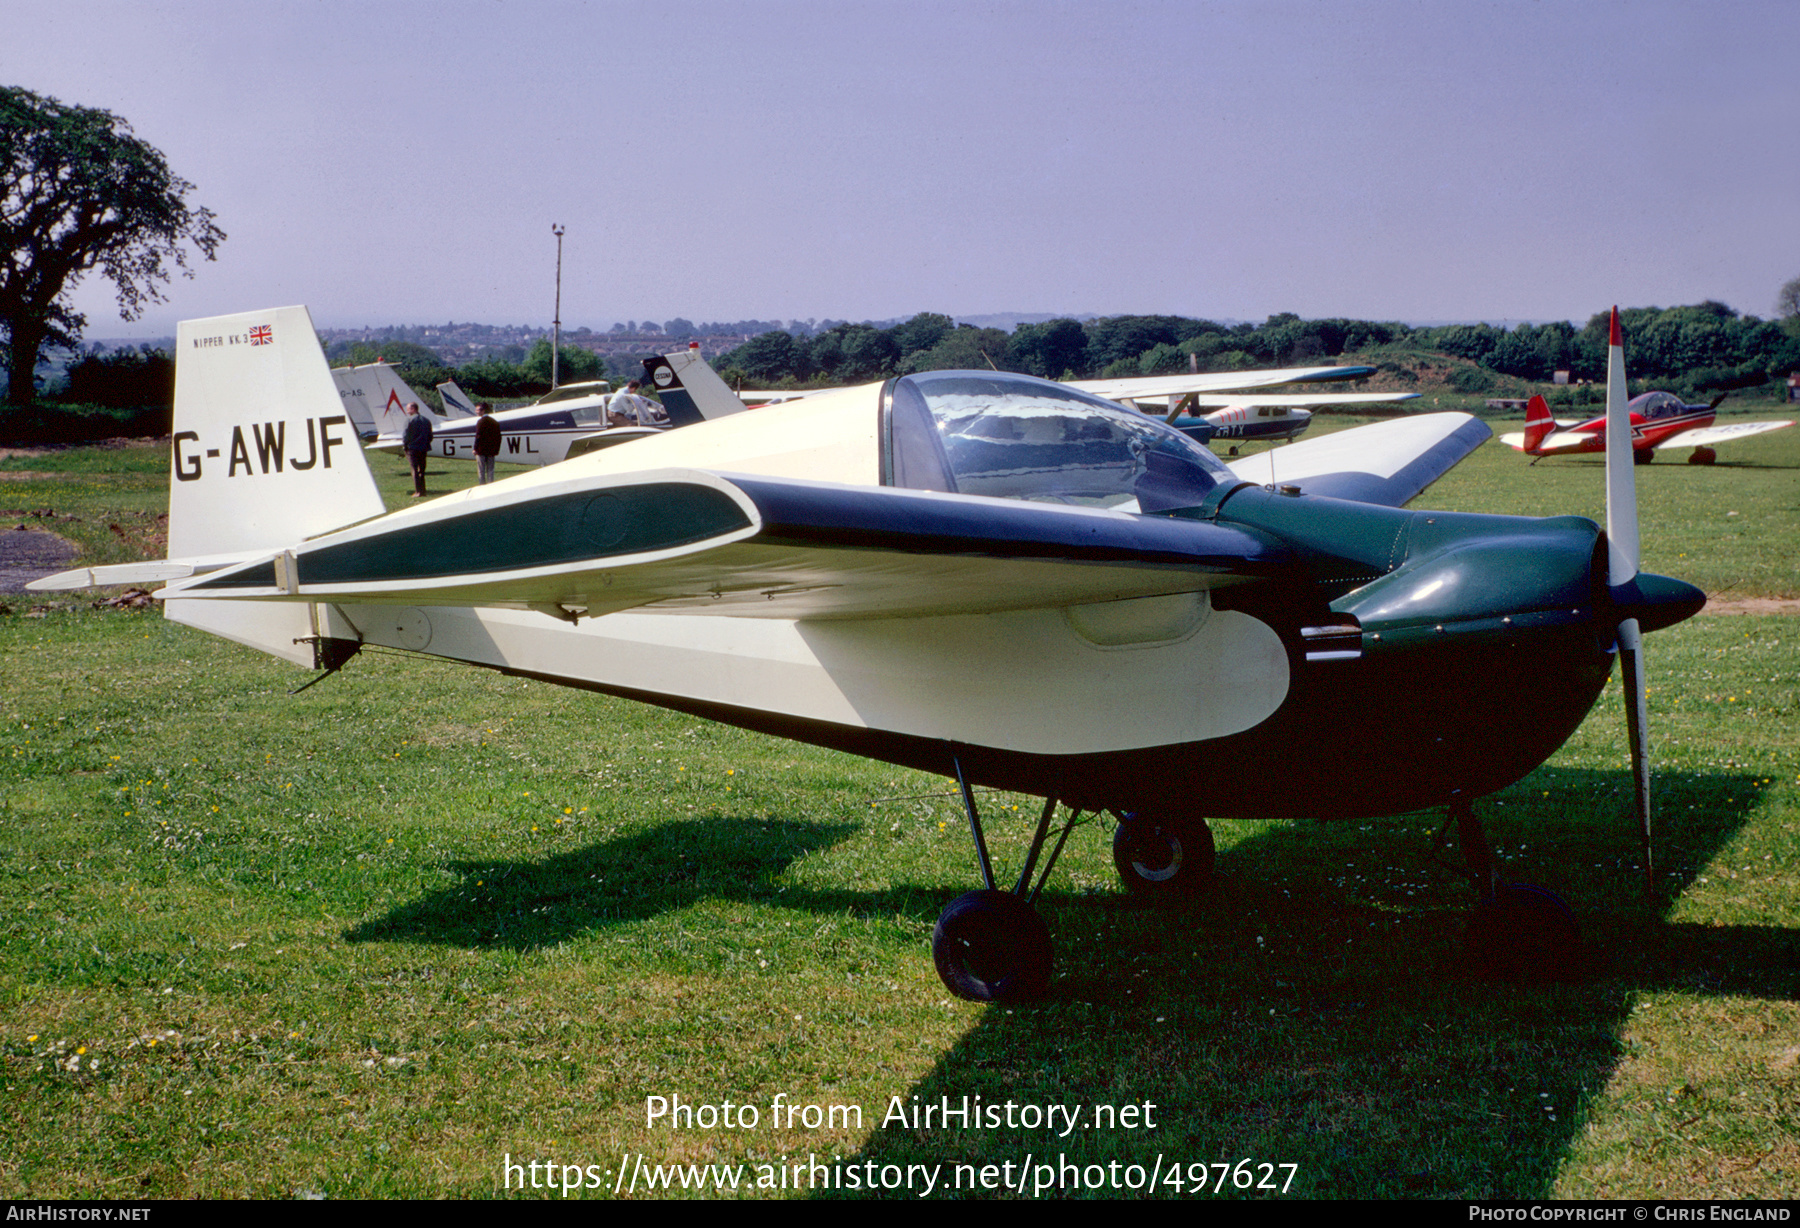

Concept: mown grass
[[1, 427, 1796, 1199]]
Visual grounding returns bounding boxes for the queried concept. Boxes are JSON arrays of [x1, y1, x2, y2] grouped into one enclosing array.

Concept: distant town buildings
[[311, 321, 806, 365]]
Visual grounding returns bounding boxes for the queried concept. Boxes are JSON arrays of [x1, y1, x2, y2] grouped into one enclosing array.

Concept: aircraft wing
[[1068, 365, 1377, 402], [156, 467, 1290, 621], [1662, 419, 1794, 448], [1227, 413, 1491, 507], [563, 426, 664, 459], [1182, 392, 1417, 409]]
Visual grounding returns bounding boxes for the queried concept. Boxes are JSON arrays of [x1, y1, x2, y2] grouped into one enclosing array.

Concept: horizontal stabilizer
[[27, 557, 219, 591], [1500, 429, 1592, 453]]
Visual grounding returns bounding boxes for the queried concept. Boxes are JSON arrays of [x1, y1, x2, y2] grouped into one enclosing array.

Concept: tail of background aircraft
[[334, 361, 470, 438], [643, 343, 747, 427], [437, 378, 479, 418], [1522, 394, 1555, 454]]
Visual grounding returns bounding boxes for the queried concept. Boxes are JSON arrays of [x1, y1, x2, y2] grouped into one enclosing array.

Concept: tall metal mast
[[551, 223, 565, 389]]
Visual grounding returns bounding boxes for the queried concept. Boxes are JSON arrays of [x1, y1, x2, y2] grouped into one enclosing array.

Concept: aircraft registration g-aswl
[[35, 306, 1704, 1002]]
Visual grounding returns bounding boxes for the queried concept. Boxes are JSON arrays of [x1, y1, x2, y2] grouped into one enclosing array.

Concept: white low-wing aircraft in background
[[35, 305, 1703, 1001], [394, 345, 749, 468]]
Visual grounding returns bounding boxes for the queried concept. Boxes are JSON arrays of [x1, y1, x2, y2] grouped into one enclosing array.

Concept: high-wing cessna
[[1500, 391, 1794, 464], [1037, 367, 1420, 447], [34, 306, 1703, 1002], [1146, 392, 1421, 447], [740, 367, 1418, 447]]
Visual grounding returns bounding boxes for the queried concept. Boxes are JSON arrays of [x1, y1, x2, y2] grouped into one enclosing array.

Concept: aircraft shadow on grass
[[344, 765, 1794, 1197], [344, 816, 866, 950], [822, 765, 1795, 1199]]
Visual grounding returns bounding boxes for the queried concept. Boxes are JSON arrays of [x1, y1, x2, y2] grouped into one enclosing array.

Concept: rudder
[[168, 306, 386, 560]]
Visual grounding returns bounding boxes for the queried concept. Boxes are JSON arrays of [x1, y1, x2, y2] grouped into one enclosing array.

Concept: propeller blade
[[1619, 618, 1653, 893], [1602, 306, 1655, 896], [1604, 307, 1638, 587]]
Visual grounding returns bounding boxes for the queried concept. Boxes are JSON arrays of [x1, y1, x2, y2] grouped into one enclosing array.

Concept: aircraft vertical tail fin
[[339, 361, 465, 437], [330, 365, 378, 438], [1522, 394, 1555, 453], [168, 307, 388, 561], [437, 378, 479, 418], [143, 307, 392, 668], [643, 343, 747, 427]]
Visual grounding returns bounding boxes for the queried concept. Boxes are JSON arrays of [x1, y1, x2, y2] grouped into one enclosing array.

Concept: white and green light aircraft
[[34, 305, 1702, 1001]]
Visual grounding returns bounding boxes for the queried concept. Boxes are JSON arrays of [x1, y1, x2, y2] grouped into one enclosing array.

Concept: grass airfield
[[1, 421, 1797, 1199]]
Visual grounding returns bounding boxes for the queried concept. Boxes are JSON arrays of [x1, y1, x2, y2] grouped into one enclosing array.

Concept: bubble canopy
[[1627, 391, 1692, 421], [882, 371, 1234, 513]]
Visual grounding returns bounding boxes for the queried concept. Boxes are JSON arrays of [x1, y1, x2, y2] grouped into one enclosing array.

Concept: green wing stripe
[[192, 483, 752, 590]]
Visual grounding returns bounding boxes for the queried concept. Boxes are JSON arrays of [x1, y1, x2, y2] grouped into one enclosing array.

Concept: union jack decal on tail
[[249, 324, 273, 346]]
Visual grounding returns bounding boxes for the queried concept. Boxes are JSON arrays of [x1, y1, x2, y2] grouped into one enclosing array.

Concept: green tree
[[1, 86, 224, 407], [895, 312, 954, 357], [520, 338, 607, 386], [721, 330, 808, 384], [1005, 317, 1087, 379], [1776, 277, 1800, 331], [59, 344, 172, 409], [897, 324, 1009, 374]]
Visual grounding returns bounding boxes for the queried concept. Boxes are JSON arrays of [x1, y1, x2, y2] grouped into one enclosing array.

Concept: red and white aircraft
[[1500, 390, 1792, 465]]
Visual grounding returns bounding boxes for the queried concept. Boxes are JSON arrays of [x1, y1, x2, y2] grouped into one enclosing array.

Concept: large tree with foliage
[[1, 86, 224, 407], [1778, 276, 1800, 323]]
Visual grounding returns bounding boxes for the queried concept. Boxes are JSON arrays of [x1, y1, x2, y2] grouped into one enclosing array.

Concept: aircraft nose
[[1608, 572, 1706, 634]]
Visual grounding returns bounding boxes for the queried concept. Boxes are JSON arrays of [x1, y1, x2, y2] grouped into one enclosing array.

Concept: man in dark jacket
[[402, 402, 433, 497], [473, 402, 501, 485]]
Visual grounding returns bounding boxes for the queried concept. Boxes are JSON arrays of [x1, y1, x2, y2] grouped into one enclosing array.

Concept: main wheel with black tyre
[[1112, 812, 1215, 900], [931, 889, 1053, 1002], [1464, 883, 1582, 981]]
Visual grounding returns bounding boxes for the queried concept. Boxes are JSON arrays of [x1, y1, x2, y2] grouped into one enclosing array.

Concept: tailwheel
[[1464, 883, 1582, 982], [932, 890, 1052, 1002], [1112, 812, 1215, 900]]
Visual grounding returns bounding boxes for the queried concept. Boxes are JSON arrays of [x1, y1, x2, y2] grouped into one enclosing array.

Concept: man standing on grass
[[473, 402, 501, 485], [402, 402, 433, 498]]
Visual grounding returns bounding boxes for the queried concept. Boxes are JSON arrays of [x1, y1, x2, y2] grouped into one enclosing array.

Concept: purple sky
[[7, 0, 1798, 337]]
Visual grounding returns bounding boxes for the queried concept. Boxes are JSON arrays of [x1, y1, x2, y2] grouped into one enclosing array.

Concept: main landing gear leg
[[930, 760, 1082, 1003], [1452, 796, 1581, 980]]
